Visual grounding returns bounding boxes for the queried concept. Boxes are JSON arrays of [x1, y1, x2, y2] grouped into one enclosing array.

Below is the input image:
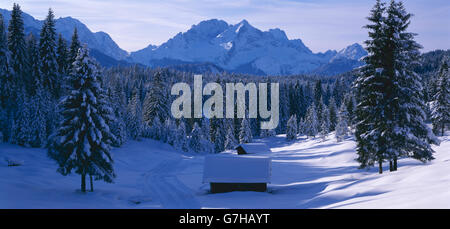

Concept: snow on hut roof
[[203, 154, 272, 183], [235, 143, 272, 154]]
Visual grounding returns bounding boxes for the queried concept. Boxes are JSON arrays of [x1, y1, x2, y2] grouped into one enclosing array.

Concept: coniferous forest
[[0, 0, 449, 208]]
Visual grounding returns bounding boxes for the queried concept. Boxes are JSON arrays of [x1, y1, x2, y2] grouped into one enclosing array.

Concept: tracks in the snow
[[139, 157, 201, 209]]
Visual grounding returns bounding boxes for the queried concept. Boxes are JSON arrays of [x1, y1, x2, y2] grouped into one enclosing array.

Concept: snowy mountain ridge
[[130, 19, 368, 76], [0, 8, 128, 61], [0, 8, 367, 75]]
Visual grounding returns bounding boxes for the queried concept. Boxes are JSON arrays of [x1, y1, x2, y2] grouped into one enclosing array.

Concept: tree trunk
[[90, 174, 94, 192], [389, 160, 393, 172], [81, 173, 86, 193], [393, 156, 398, 171], [378, 160, 383, 174]]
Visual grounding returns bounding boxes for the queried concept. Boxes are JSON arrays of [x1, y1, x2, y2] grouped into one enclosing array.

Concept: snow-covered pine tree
[[48, 46, 116, 192], [336, 103, 349, 142], [164, 118, 176, 145], [7, 4, 26, 106], [189, 122, 203, 152], [39, 8, 59, 97], [214, 126, 226, 153], [239, 118, 252, 144], [175, 121, 189, 152], [297, 117, 305, 136], [305, 104, 319, 138], [0, 13, 13, 137], [125, 89, 142, 140], [316, 96, 327, 132], [355, 0, 388, 173], [431, 58, 449, 136], [343, 93, 356, 127], [143, 71, 169, 125], [107, 88, 127, 147], [68, 28, 81, 70], [56, 33, 69, 77], [383, 0, 438, 169], [286, 115, 298, 141], [25, 34, 40, 95], [10, 89, 32, 146], [28, 82, 49, 147], [224, 124, 238, 150], [320, 107, 330, 141], [328, 97, 338, 131], [314, 80, 323, 107]]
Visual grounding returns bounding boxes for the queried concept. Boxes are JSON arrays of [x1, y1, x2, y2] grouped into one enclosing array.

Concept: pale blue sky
[[0, 0, 448, 52]]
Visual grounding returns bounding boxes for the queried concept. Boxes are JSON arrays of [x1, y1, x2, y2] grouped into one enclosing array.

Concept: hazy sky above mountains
[[0, 0, 448, 53]]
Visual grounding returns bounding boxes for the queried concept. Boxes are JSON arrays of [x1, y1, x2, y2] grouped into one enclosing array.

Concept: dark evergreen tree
[[56, 33, 69, 76], [25, 34, 40, 95], [328, 97, 338, 131], [355, 0, 439, 173], [239, 118, 252, 144], [39, 8, 58, 97], [0, 13, 13, 139], [48, 46, 116, 192], [7, 3, 27, 101], [314, 80, 323, 107], [125, 88, 142, 140], [431, 59, 449, 136], [354, 0, 387, 173], [68, 28, 81, 69], [286, 115, 298, 141], [383, 0, 438, 169], [143, 71, 169, 124]]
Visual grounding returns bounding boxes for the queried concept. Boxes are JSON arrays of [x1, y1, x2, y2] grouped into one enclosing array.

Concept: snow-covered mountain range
[[0, 8, 367, 75], [0, 8, 128, 61], [129, 19, 367, 75]]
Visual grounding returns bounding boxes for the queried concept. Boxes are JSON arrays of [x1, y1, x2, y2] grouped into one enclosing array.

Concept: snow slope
[[1, 133, 449, 209]]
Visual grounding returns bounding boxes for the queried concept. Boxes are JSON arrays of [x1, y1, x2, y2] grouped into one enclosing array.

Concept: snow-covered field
[[1, 133, 449, 209]]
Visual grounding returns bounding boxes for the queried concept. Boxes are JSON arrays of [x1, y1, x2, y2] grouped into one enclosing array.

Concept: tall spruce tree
[[355, 0, 388, 173], [336, 103, 349, 142], [0, 13, 12, 112], [328, 97, 338, 131], [384, 0, 438, 169], [0, 14, 10, 141], [56, 34, 69, 76], [239, 118, 252, 144], [26, 34, 40, 95], [355, 0, 438, 173], [48, 46, 115, 192], [126, 88, 142, 140], [68, 28, 81, 69], [189, 122, 203, 152], [305, 104, 319, 138], [7, 4, 27, 102], [39, 8, 58, 97], [143, 71, 169, 124], [286, 115, 298, 141], [224, 125, 238, 150], [431, 59, 449, 136]]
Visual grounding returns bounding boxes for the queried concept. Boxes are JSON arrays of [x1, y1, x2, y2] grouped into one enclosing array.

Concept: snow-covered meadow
[[1, 133, 449, 209]]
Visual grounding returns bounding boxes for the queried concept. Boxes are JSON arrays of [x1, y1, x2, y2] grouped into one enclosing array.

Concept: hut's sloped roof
[[236, 143, 272, 154], [203, 155, 271, 183]]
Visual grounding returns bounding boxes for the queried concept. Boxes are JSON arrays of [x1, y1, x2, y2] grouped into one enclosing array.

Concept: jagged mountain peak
[[129, 18, 366, 76], [333, 43, 367, 61]]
